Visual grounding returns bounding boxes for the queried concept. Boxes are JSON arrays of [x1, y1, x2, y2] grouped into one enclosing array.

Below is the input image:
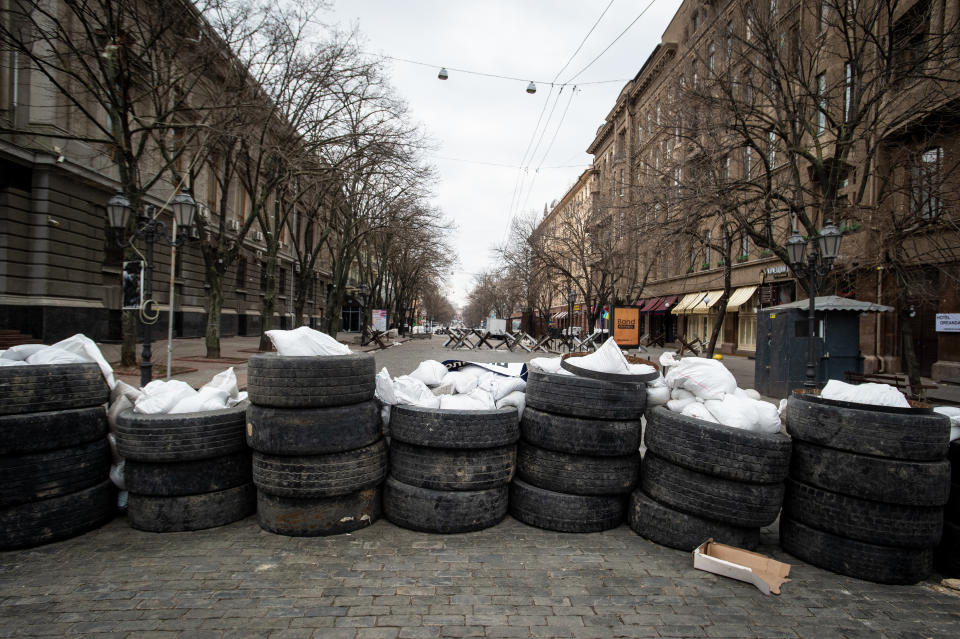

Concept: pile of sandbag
[[647, 352, 781, 434], [528, 337, 657, 379], [0, 334, 116, 389], [131, 368, 247, 414]]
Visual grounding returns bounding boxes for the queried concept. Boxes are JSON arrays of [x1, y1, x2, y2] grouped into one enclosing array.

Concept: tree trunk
[[205, 264, 224, 359], [121, 309, 138, 367], [706, 263, 733, 358], [897, 289, 923, 396], [258, 256, 277, 351]]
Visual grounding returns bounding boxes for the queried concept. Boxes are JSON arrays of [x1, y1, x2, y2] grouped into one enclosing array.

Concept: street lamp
[[785, 219, 842, 388], [567, 287, 577, 350], [359, 283, 370, 346], [107, 188, 197, 388]]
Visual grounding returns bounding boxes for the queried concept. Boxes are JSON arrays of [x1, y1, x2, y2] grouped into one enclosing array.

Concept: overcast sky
[[326, 0, 684, 308]]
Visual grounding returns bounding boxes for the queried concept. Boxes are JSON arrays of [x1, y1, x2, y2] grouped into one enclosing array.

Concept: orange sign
[[613, 306, 640, 347]]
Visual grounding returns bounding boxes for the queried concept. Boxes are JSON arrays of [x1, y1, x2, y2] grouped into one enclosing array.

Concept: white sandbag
[[665, 357, 737, 401], [647, 375, 667, 388], [646, 385, 670, 406], [133, 380, 197, 414], [743, 388, 762, 401], [439, 393, 490, 410], [0, 343, 47, 361], [25, 347, 88, 365], [441, 371, 479, 394], [0, 359, 26, 366], [659, 351, 679, 368], [227, 391, 248, 407], [529, 356, 563, 373], [751, 399, 782, 434], [466, 388, 497, 409], [477, 373, 526, 401], [381, 404, 391, 429], [168, 386, 230, 414], [265, 326, 351, 356], [375, 367, 398, 405], [568, 337, 629, 374], [203, 367, 239, 399], [704, 395, 761, 431], [26, 334, 116, 389], [671, 388, 695, 401], [392, 375, 441, 409], [109, 459, 126, 491], [626, 363, 657, 376], [496, 390, 526, 418], [431, 383, 456, 396], [667, 397, 697, 412], [821, 379, 910, 408], [682, 401, 719, 423], [408, 360, 448, 387], [779, 398, 789, 420], [933, 406, 960, 417]]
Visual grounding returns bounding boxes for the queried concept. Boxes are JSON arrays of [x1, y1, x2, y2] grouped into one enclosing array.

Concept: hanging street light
[[438, 67, 449, 80], [526, 81, 537, 94]]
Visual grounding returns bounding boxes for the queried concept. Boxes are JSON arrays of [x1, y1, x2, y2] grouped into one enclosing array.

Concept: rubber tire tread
[[509, 478, 625, 533], [390, 405, 519, 449], [790, 439, 950, 507], [935, 520, 960, 577], [525, 370, 646, 420], [786, 394, 949, 461], [520, 406, 640, 456], [252, 440, 387, 498], [0, 480, 116, 550], [247, 353, 375, 408], [246, 401, 381, 454], [779, 516, 933, 585], [0, 407, 108, 454], [126, 482, 256, 532], [383, 476, 507, 533], [644, 406, 791, 483], [516, 441, 639, 495], [627, 488, 759, 551], [783, 478, 943, 548], [0, 363, 109, 416], [388, 440, 515, 491], [641, 453, 783, 527], [946, 482, 960, 524], [115, 403, 247, 462], [950, 440, 960, 483], [0, 438, 111, 507], [123, 451, 252, 497], [256, 486, 381, 536]]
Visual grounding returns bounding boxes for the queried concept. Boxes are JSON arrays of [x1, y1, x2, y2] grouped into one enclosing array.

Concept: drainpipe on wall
[[875, 265, 883, 373]]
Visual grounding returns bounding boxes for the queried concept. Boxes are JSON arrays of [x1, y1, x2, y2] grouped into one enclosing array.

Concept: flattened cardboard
[[693, 539, 791, 595]]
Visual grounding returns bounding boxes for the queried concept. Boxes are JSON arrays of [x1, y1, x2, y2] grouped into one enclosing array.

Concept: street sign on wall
[[936, 313, 960, 332]]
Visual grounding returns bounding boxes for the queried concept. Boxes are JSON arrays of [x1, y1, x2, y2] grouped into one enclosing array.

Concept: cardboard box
[[693, 539, 791, 595]]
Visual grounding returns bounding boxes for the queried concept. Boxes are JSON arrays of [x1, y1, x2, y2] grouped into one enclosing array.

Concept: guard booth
[[754, 296, 893, 397]]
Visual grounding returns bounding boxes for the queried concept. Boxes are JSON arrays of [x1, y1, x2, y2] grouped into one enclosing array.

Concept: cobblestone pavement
[[2, 513, 960, 638]]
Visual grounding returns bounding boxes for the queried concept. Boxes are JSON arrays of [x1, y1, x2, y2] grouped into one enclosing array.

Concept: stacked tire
[[116, 403, 255, 532], [782, 393, 951, 584], [937, 439, 960, 576], [247, 353, 386, 536], [0, 363, 116, 549], [510, 370, 644, 533], [384, 405, 518, 533], [629, 406, 791, 550]]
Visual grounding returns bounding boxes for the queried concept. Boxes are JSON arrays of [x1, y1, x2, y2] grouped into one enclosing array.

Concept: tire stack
[[246, 353, 386, 536], [0, 363, 116, 549], [116, 403, 255, 532], [384, 405, 518, 533], [782, 394, 951, 584], [510, 370, 644, 533], [937, 439, 960, 576], [629, 406, 791, 550]]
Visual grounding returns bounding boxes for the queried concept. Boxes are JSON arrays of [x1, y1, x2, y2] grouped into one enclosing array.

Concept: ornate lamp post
[[107, 189, 197, 387], [785, 219, 842, 388], [567, 287, 577, 351]]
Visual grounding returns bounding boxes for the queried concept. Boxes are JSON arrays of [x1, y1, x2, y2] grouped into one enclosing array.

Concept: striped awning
[[639, 297, 663, 312], [551, 311, 568, 320], [671, 293, 705, 315], [726, 286, 759, 312], [688, 290, 725, 314]]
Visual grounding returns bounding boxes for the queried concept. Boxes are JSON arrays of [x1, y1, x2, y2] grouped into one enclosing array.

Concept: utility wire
[[550, 0, 616, 83], [564, 0, 659, 84]]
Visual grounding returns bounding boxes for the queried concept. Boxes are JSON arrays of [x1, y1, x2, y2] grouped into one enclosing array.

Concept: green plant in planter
[[701, 262, 711, 270], [761, 249, 773, 257], [686, 267, 694, 273], [841, 222, 862, 233], [717, 259, 726, 266], [737, 254, 749, 263]]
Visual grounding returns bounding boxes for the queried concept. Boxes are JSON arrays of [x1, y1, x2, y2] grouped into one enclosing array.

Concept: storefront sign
[[613, 306, 640, 347], [936, 313, 960, 332]]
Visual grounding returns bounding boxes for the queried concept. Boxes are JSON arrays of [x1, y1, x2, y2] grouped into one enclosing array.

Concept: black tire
[[388, 440, 515, 491], [627, 488, 759, 551], [0, 363, 109, 416], [0, 438, 111, 507], [786, 393, 949, 461], [0, 480, 116, 550], [779, 516, 933, 585], [256, 486, 381, 537], [383, 476, 507, 533], [790, 440, 950, 507], [520, 406, 641, 456], [936, 520, 960, 577], [390, 405, 519, 449], [783, 478, 943, 548], [644, 406, 791, 483], [252, 440, 387, 498], [516, 441, 639, 495], [946, 482, 960, 524], [525, 370, 646, 420], [509, 478, 625, 533], [115, 403, 247, 462], [123, 451, 252, 496], [641, 453, 783, 528], [950, 441, 960, 483], [126, 483, 256, 532], [246, 401, 381, 454], [247, 353, 375, 408], [0, 407, 108, 454]]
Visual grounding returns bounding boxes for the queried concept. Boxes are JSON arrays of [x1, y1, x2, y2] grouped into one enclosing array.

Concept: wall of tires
[[0, 363, 115, 549], [938, 440, 960, 576]]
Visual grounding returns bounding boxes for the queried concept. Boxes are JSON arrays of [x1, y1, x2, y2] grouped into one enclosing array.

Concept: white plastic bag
[[25, 347, 88, 365], [203, 367, 239, 399], [441, 371, 479, 394], [168, 386, 230, 414], [408, 360, 449, 387], [477, 373, 527, 401], [665, 357, 737, 401], [133, 380, 196, 414], [568, 338, 629, 374], [667, 397, 697, 413], [265, 326, 351, 356], [0, 344, 47, 361], [682, 401, 719, 423], [751, 399, 782, 434], [496, 390, 526, 418], [646, 385, 670, 406], [529, 356, 563, 373], [704, 395, 761, 431], [821, 379, 910, 408], [25, 334, 116, 389], [392, 376, 441, 409], [659, 351, 679, 368], [375, 367, 398, 405], [671, 388, 695, 401]]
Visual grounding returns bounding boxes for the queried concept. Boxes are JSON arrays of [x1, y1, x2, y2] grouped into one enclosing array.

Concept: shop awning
[[639, 297, 663, 312], [726, 285, 759, 312], [688, 290, 725, 314], [635, 298, 651, 308], [671, 293, 705, 315], [656, 295, 679, 313], [550, 311, 568, 320]]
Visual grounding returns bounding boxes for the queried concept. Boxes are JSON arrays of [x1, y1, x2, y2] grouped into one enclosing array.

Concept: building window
[[769, 0, 777, 18], [692, 9, 700, 32], [818, 0, 829, 33], [767, 130, 776, 167], [726, 21, 734, 60], [816, 73, 827, 136], [704, 230, 712, 266], [236, 257, 246, 288], [745, 147, 752, 178], [741, 234, 750, 258], [912, 147, 943, 219], [843, 62, 853, 122], [259, 262, 267, 292], [619, 168, 625, 196], [724, 154, 731, 180], [892, 0, 930, 81], [656, 104, 661, 127], [708, 42, 715, 74]]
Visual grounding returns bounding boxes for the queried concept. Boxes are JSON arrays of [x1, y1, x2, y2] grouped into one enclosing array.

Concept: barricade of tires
[[510, 370, 643, 532], [0, 363, 116, 549], [937, 440, 960, 576], [782, 392, 951, 584], [247, 353, 385, 536], [383, 405, 518, 533], [629, 406, 791, 550], [116, 403, 254, 532]]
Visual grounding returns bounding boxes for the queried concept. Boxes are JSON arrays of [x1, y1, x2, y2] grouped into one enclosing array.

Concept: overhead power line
[[564, 0, 659, 84]]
